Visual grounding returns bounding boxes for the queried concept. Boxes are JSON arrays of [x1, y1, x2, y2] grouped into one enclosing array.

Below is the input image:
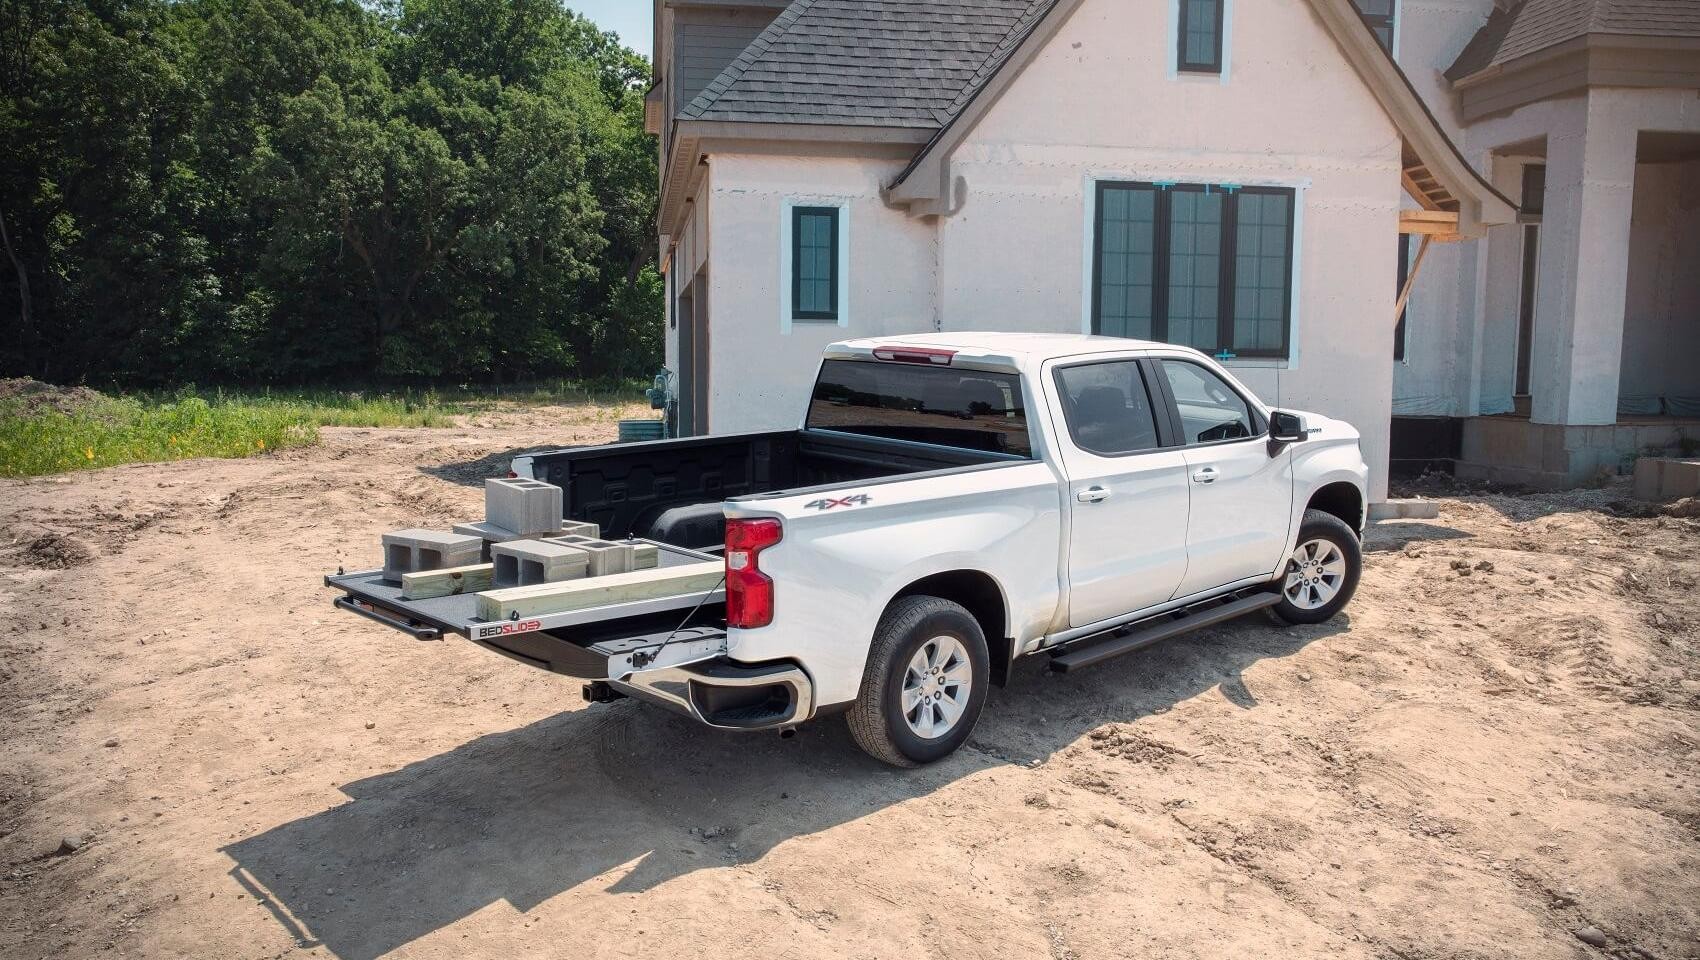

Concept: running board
[[1048, 591, 1281, 673]]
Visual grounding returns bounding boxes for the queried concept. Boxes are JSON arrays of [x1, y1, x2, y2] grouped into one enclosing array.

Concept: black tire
[[1269, 508, 1363, 625], [847, 595, 990, 767]]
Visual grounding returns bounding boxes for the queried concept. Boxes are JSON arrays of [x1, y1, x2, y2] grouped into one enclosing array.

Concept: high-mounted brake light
[[725, 517, 782, 629], [872, 345, 955, 365]]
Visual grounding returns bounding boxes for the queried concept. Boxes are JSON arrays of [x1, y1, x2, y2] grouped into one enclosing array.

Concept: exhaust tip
[[778, 727, 797, 739]]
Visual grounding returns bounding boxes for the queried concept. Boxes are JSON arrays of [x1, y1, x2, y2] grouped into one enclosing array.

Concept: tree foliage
[[0, 0, 661, 385]]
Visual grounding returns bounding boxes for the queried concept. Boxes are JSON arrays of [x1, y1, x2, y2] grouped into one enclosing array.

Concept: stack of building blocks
[[381, 529, 484, 582], [490, 539, 591, 587], [449, 479, 597, 560], [475, 561, 724, 621]]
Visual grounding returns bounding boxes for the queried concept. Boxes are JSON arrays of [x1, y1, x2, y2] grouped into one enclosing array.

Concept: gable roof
[[681, 0, 1057, 128], [1447, 0, 1700, 81], [665, 0, 1514, 236]]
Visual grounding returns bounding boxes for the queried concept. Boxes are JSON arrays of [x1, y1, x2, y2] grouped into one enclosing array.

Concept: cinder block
[[381, 529, 484, 581], [538, 537, 627, 577], [452, 520, 521, 561], [490, 539, 590, 588], [1634, 457, 1700, 501], [484, 478, 563, 537], [560, 520, 601, 538]]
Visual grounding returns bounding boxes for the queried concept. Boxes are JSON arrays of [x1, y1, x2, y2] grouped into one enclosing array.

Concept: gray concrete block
[[484, 478, 563, 537], [1367, 499, 1440, 522], [381, 529, 484, 581], [490, 539, 590, 588], [560, 520, 601, 538], [546, 538, 627, 577], [1634, 458, 1700, 501]]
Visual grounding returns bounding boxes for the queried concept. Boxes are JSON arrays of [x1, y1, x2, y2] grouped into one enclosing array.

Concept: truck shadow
[[223, 612, 1345, 959]]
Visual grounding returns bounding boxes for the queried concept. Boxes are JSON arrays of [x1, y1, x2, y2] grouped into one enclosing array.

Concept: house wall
[[1619, 157, 1700, 409], [670, 7, 777, 119], [935, 0, 1406, 500], [701, 153, 939, 432], [1390, 0, 1493, 418], [1455, 87, 1700, 427]]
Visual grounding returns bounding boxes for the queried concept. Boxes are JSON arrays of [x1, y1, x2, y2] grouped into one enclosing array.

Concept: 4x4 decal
[[804, 493, 871, 511]]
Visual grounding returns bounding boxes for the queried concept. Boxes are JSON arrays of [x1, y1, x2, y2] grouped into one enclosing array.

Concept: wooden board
[[475, 561, 723, 621], [401, 563, 495, 600]]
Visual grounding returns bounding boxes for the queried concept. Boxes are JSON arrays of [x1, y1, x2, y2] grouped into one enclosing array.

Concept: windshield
[[805, 359, 1032, 458]]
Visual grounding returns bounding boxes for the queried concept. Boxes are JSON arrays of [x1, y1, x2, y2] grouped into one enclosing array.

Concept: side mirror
[[1268, 410, 1308, 446]]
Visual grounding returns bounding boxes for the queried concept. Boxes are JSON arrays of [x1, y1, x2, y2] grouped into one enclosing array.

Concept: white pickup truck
[[328, 333, 1367, 766]]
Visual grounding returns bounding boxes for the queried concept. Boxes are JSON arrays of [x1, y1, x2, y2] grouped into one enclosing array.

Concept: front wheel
[[1270, 509, 1362, 625], [847, 595, 989, 767]]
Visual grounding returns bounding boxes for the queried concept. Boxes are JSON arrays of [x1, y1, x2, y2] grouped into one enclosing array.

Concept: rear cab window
[[806, 359, 1033, 458]]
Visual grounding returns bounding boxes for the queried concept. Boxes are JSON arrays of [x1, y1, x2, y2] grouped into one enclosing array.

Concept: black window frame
[[1091, 181, 1296, 360], [791, 205, 840, 322], [1176, 0, 1225, 73], [1051, 358, 1174, 457]]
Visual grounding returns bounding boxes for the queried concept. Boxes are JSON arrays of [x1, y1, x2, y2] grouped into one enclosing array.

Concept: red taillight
[[872, 345, 955, 365], [725, 517, 782, 629], [506, 470, 519, 478]]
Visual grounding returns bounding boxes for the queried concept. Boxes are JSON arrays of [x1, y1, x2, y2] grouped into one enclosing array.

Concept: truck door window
[[806, 360, 1032, 457], [1158, 360, 1256, 444], [1053, 360, 1162, 456]]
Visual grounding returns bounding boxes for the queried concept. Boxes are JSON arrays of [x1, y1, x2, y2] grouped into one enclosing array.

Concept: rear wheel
[[847, 595, 989, 767], [1270, 509, 1362, 625]]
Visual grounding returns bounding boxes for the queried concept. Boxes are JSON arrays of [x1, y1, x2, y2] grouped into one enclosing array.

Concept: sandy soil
[[1, 407, 1697, 960]]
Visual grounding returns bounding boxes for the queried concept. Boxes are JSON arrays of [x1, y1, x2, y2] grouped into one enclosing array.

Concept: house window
[[792, 206, 839, 321], [1353, 0, 1395, 51], [1177, 0, 1224, 73], [1093, 181, 1295, 359]]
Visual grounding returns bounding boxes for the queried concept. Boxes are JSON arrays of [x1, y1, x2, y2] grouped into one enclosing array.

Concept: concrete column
[[1529, 92, 1637, 426]]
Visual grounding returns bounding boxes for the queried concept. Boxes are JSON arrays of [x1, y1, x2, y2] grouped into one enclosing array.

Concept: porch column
[[1528, 92, 1637, 426]]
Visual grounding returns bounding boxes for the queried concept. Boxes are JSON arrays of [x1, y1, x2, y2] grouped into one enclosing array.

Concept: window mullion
[[1153, 187, 1172, 343], [1218, 190, 1237, 355]]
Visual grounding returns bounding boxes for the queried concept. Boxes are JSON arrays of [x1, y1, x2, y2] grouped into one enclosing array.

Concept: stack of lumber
[[474, 561, 723, 620]]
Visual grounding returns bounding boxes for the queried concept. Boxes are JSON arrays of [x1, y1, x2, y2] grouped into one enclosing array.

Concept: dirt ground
[[1, 407, 1697, 960]]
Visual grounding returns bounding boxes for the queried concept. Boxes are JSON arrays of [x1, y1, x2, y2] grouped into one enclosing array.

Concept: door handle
[[1076, 485, 1111, 503], [1191, 466, 1218, 484]]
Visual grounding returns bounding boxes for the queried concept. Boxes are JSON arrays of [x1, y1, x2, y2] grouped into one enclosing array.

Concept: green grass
[[0, 381, 650, 478]]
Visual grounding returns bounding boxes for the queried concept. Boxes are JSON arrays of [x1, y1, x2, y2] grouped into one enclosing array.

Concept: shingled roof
[[680, 0, 1058, 128], [1447, 0, 1700, 81]]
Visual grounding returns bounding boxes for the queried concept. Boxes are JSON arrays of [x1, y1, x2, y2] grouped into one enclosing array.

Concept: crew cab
[[327, 333, 1368, 766]]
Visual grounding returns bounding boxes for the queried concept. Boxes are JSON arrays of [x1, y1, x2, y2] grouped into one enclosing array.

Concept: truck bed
[[523, 428, 1019, 547]]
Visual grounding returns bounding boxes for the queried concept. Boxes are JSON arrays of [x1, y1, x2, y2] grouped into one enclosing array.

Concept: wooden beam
[[475, 561, 723, 620], [1399, 210, 1461, 236], [1401, 167, 1446, 211], [1394, 235, 1432, 323], [402, 563, 494, 600]]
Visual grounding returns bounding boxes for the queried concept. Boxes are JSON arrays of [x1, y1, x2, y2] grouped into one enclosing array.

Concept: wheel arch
[[891, 570, 1012, 686], [1306, 480, 1365, 535]]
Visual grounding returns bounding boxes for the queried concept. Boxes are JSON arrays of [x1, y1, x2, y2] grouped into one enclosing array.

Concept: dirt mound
[[0, 377, 106, 416], [20, 532, 95, 569]]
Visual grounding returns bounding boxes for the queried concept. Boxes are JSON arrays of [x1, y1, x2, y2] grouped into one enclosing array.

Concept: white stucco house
[[646, 0, 1700, 500]]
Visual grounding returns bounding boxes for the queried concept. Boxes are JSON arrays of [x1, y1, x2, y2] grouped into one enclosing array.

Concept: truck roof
[[828, 332, 1179, 371]]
